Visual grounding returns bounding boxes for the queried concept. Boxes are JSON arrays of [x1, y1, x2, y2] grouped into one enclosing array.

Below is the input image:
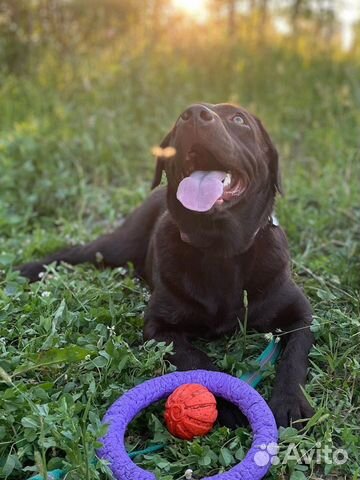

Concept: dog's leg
[[143, 322, 216, 371], [268, 287, 314, 427], [143, 319, 246, 428], [18, 188, 166, 282]]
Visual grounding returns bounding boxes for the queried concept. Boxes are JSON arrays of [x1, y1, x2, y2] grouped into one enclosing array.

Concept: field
[[0, 38, 359, 479]]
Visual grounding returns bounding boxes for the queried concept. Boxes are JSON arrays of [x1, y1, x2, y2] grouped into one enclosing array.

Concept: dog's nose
[[180, 105, 214, 123]]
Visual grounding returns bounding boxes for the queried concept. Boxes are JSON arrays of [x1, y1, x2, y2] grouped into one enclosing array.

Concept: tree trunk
[[291, 0, 304, 34], [228, 0, 236, 37]]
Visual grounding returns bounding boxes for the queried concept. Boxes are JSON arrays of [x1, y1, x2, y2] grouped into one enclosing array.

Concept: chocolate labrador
[[19, 103, 314, 428]]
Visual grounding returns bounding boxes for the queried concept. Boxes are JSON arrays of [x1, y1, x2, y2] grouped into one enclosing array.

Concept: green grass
[[0, 44, 359, 479]]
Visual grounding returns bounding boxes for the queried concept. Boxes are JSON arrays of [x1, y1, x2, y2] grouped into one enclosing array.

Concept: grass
[[0, 41, 359, 479]]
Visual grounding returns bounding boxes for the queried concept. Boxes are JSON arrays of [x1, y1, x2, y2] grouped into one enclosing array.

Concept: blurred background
[[0, 1, 359, 200], [1, 0, 359, 251], [0, 2, 360, 479]]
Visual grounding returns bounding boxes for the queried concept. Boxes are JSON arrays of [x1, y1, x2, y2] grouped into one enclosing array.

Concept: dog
[[19, 103, 314, 428]]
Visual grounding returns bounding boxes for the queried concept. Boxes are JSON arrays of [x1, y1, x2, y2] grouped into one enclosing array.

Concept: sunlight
[[172, 0, 208, 19]]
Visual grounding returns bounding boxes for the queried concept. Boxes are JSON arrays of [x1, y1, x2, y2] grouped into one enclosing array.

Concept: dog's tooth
[[223, 173, 231, 188]]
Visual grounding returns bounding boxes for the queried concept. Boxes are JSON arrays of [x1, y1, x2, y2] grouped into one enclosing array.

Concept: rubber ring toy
[[98, 370, 278, 480]]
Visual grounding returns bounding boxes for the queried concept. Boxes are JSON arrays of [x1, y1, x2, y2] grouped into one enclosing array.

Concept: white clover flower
[[116, 267, 127, 276], [264, 332, 273, 342], [107, 325, 116, 337], [41, 291, 51, 298], [142, 289, 151, 301]]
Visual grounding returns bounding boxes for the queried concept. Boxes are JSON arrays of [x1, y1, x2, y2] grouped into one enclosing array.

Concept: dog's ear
[[151, 131, 173, 189], [254, 117, 283, 195]]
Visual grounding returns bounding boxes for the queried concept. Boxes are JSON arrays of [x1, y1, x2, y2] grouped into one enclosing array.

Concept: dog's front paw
[[216, 397, 248, 429], [18, 262, 46, 283], [269, 391, 314, 428]]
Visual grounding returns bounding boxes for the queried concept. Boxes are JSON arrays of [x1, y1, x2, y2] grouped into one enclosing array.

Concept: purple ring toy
[[98, 370, 278, 480]]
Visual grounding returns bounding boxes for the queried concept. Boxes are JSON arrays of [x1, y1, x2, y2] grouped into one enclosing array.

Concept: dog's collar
[[270, 213, 279, 227], [252, 213, 279, 239], [180, 231, 191, 243], [180, 213, 279, 245]]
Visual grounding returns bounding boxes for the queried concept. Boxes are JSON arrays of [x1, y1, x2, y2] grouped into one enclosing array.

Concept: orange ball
[[164, 383, 218, 440]]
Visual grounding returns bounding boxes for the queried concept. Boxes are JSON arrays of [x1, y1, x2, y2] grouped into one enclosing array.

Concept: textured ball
[[164, 383, 218, 440]]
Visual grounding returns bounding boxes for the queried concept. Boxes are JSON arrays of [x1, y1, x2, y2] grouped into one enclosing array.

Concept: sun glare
[[173, 0, 208, 19]]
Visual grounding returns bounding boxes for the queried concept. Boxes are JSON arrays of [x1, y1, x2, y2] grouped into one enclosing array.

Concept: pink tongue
[[177, 170, 226, 212]]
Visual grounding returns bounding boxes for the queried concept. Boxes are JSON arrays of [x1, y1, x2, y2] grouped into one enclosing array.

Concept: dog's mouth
[[177, 145, 247, 213]]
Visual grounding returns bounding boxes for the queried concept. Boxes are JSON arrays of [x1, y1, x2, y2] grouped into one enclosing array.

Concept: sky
[[172, 0, 360, 50], [335, 0, 360, 49]]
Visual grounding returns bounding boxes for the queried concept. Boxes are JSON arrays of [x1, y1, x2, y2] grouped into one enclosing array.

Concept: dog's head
[[152, 103, 282, 255]]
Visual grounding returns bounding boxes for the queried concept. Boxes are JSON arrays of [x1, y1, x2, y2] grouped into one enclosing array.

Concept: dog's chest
[[175, 252, 245, 336], [187, 255, 242, 300], [153, 220, 248, 336]]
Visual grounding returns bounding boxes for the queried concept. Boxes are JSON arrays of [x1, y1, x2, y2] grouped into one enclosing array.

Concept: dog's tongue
[[177, 170, 226, 212]]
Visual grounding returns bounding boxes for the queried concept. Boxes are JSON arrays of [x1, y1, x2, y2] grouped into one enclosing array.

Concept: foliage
[[0, 3, 360, 479]]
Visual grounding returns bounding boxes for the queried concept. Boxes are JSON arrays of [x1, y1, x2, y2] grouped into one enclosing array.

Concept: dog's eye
[[232, 114, 245, 125]]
